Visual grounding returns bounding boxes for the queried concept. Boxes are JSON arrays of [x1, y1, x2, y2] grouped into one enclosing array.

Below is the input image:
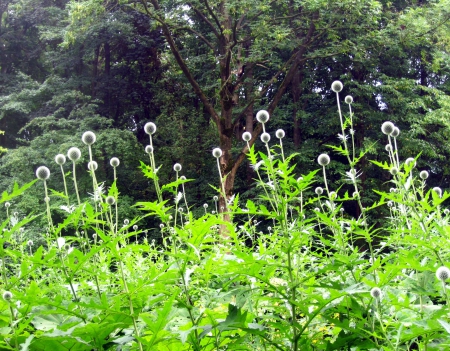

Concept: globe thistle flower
[[82, 131, 96, 145], [203, 203, 208, 209], [212, 148, 222, 158], [5, 202, 10, 208], [405, 158, 416, 168], [329, 191, 337, 200], [275, 129, 285, 139], [144, 122, 157, 135], [87, 161, 98, 171], [67, 147, 81, 162], [55, 154, 66, 165], [444, 209, 450, 215], [385, 144, 392, 152], [256, 110, 270, 124], [213, 195, 218, 201], [36, 166, 50, 180], [44, 196, 50, 203], [391, 127, 400, 138], [242, 132, 252, 142], [331, 80, 343, 93], [387, 201, 393, 207], [315, 187, 323, 195], [317, 154, 330, 166], [110, 157, 120, 168], [180, 175, 186, 180], [436, 266, 450, 281], [145, 145, 153, 154], [106, 196, 115, 205], [260, 132, 271, 144], [370, 287, 382, 299], [133, 225, 138, 231], [2, 291, 12, 301], [433, 187, 442, 198], [57, 237, 65, 249], [381, 121, 395, 135], [344, 95, 353, 104], [173, 163, 182, 172], [124, 219, 130, 225], [420, 170, 429, 180], [27, 240, 33, 246], [390, 167, 399, 176]]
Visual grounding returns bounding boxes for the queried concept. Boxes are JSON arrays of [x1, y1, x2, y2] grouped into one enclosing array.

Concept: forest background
[[1, 0, 450, 240]]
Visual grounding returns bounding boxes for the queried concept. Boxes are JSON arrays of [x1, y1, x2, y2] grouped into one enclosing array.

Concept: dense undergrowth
[[1, 81, 450, 350]]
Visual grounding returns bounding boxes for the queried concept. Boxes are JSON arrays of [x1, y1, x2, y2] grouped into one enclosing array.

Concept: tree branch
[[143, 0, 220, 125], [175, 26, 215, 50], [187, 2, 221, 39]]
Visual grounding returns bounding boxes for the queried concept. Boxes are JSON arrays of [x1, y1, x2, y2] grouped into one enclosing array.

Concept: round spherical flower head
[[405, 157, 416, 168], [390, 167, 399, 176], [315, 187, 323, 195], [256, 110, 270, 124], [55, 154, 66, 165], [329, 191, 337, 200], [275, 129, 285, 139], [213, 195, 218, 201], [331, 80, 343, 93], [67, 147, 81, 161], [317, 154, 330, 166], [88, 161, 98, 171], [370, 287, 382, 299], [82, 131, 96, 145], [385, 144, 392, 152], [260, 132, 271, 144], [27, 240, 33, 246], [110, 157, 120, 168], [106, 196, 115, 205], [144, 122, 157, 135], [445, 209, 450, 215], [419, 170, 429, 180], [381, 121, 395, 135], [212, 148, 222, 158], [433, 187, 442, 198], [391, 127, 400, 138], [145, 145, 153, 154], [242, 131, 252, 142], [5, 202, 10, 208], [36, 166, 50, 180], [203, 203, 208, 208], [344, 95, 353, 104], [436, 266, 450, 281], [124, 219, 130, 225], [2, 291, 12, 301], [180, 175, 186, 180], [173, 163, 182, 172], [133, 225, 138, 230]]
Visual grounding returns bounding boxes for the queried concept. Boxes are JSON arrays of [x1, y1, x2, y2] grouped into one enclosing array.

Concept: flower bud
[[110, 157, 120, 168], [68, 147, 81, 162], [55, 154, 66, 165], [331, 80, 343, 93], [36, 166, 50, 180], [242, 132, 252, 142], [212, 148, 222, 158], [144, 122, 157, 135], [381, 121, 395, 135], [82, 131, 96, 145], [317, 154, 330, 166], [260, 132, 271, 144], [436, 266, 450, 281], [256, 110, 270, 124], [275, 129, 285, 139]]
